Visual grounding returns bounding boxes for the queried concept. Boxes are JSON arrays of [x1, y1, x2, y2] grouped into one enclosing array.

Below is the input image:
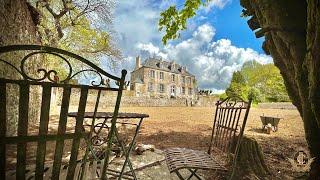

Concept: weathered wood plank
[[35, 84, 52, 180], [16, 83, 30, 179], [0, 82, 6, 179], [66, 87, 88, 179], [51, 86, 71, 179]]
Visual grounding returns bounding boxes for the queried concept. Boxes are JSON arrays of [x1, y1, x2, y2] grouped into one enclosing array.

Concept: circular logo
[[293, 150, 308, 166], [288, 147, 313, 172]]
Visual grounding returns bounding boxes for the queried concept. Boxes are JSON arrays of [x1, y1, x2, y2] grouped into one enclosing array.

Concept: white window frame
[[171, 74, 175, 82], [159, 72, 164, 80], [182, 87, 185, 94], [148, 82, 153, 92], [182, 76, 185, 83], [149, 70, 155, 78], [159, 84, 164, 92], [171, 85, 175, 94]]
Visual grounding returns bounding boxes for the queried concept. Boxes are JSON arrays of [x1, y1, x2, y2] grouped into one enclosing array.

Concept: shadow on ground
[[136, 129, 308, 179]]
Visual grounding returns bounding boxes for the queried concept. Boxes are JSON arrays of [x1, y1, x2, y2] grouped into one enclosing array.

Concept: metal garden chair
[[0, 45, 127, 179], [164, 97, 252, 180]]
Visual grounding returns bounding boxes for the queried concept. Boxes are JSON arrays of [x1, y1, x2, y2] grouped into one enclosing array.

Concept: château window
[[149, 70, 155, 78], [159, 84, 165, 92], [187, 77, 191, 85], [182, 87, 185, 94], [189, 88, 192, 95], [171, 74, 175, 82], [160, 72, 164, 80], [171, 85, 176, 94], [182, 76, 185, 83], [148, 82, 153, 92]]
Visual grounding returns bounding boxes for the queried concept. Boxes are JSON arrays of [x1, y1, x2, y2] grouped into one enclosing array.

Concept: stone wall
[[52, 89, 218, 107], [194, 95, 219, 107], [258, 102, 296, 110]]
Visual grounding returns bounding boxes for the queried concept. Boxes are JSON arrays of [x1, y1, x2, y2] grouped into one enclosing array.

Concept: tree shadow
[[136, 129, 308, 180]]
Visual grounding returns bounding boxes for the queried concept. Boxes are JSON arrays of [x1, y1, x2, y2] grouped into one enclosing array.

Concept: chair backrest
[[0, 45, 127, 179], [208, 96, 252, 155]]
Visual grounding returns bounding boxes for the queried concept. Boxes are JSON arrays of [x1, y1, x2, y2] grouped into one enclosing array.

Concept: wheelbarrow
[[260, 115, 283, 132]]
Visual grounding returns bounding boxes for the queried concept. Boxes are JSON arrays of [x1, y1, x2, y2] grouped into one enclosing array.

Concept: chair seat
[[164, 148, 227, 173]]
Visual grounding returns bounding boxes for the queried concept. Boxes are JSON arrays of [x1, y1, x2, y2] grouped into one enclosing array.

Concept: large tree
[[0, 0, 119, 133], [159, 0, 320, 178], [30, 0, 121, 69], [0, 0, 42, 135]]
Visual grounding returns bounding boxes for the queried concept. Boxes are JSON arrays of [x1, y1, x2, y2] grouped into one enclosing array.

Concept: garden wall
[[52, 88, 218, 107], [257, 102, 296, 110]]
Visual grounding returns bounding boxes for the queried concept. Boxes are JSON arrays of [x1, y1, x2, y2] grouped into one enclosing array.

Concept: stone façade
[[130, 56, 197, 99]]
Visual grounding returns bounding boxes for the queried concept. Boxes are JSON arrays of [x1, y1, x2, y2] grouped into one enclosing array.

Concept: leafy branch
[[159, 0, 205, 44]]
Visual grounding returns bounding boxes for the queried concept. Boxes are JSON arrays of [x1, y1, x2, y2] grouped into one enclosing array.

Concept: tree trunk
[[240, 0, 320, 178], [230, 136, 270, 179], [305, 0, 320, 177], [0, 0, 41, 135]]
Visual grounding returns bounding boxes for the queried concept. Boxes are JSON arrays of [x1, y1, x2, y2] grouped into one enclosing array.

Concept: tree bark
[[0, 0, 41, 135], [231, 136, 270, 179], [240, 0, 320, 178]]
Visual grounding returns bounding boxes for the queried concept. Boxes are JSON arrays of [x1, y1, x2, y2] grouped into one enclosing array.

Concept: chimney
[[159, 58, 163, 68], [135, 56, 141, 70]]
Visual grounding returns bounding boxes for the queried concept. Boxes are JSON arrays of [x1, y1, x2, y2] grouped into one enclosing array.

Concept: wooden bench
[[0, 45, 127, 179], [164, 97, 252, 180]]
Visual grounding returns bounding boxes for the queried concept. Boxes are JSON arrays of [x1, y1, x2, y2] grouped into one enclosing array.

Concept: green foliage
[[219, 93, 228, 100], [31, 0, 121, 78], [225, 71, 249, 100], [36, 1, 120, 60], [248, 87, 263, 103], [226, 61, 290, 102], [159, 0, 203, 44]]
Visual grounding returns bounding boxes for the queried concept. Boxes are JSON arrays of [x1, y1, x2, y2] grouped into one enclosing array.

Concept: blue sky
[[110, 0, 272, 92], [206, 1, 265, 53]]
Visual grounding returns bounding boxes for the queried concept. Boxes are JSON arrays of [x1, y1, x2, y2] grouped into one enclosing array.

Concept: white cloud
[[111, 1, 272, 90], [192, 23, 215, 43], [112, 0, 230, 56], [136, 43, 168, 59], [113, 0, 163, 55], [202, 0, 232, 13], [134, 24, 273, 90]]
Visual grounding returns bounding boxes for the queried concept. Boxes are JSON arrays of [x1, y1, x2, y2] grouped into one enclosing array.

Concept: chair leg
[[175, 170, 186, 180], [174, 169, 202, 180], [187, 169, 202, 180]]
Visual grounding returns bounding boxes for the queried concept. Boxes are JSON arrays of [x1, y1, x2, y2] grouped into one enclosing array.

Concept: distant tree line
[[198, 89, 214, 96]]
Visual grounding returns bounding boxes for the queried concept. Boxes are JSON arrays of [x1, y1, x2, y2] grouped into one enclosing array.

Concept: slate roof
[[139, 57, 194, 76]]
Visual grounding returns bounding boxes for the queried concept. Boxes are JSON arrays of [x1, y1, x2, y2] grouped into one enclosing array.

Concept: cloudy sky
[[109, 0, 272, 93]]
